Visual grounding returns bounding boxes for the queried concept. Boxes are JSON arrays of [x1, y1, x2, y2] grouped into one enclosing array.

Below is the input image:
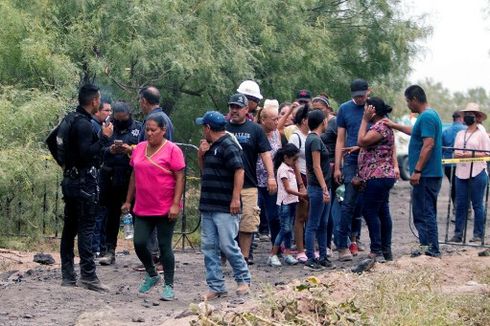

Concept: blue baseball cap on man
[[195, 111, 227, 130]]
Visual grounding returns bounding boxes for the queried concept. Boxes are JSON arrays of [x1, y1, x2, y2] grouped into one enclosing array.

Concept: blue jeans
[[338, 162, 361, 249], [201, 211, 251, 293], [305, 185, 330, 260], [258, 187, 280, 244], [274, 203, 296, 249], [362, 178, 396, 254], [331, 194, 342, 248], [91, 206, 107, 254], [454, 170, 488, 239], [412, 177, 442, 254]]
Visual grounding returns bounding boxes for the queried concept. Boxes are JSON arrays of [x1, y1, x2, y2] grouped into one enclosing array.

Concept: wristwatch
[[414, 169, 422, 174]]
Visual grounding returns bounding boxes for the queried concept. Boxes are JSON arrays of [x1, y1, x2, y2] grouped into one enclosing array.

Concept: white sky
[[405, 0, 490, 92]]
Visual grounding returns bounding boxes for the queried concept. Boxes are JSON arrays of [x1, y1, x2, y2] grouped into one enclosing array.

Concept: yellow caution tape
[[442, 156, 490, 164]]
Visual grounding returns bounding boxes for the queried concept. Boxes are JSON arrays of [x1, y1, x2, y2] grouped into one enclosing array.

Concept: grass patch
[[194, 268, 490, 325]]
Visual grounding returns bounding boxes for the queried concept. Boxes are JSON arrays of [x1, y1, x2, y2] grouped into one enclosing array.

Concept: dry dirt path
[[0, 180, 489, 325]]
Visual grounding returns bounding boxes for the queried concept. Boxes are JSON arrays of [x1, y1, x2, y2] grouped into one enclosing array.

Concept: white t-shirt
[[276, 163, 299, 205], [289, 131, 308, 175]]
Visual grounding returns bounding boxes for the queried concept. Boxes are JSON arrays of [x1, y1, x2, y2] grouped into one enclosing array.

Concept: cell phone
[[105, 115, 111, 124], [114, 140, 123, 147]]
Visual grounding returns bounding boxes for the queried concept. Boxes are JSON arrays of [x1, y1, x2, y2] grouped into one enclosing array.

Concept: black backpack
[[46, 111, 83, 167]]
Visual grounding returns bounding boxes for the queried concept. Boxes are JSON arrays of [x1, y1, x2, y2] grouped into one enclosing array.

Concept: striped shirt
[[199, 134, 244, 213]]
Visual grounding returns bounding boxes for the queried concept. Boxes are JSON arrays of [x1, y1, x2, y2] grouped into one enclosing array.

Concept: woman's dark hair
[[273, 143, 300, 171], [146, 113, 167, 129], [307, 109, 325, 130], [279, 102, 291, 114], [312, 95, 330, 108], [366, 97, 393, 117], [293, 103, 309, 125], [112, 101, 131, 114]]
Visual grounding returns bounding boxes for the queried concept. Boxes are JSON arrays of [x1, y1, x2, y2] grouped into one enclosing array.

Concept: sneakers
[[318, 257, 336, 269], [357, 241, 366, 252], [138, 273, 161, 293], [349, 242, 359, 256], [203, 291, 228, 301], [61, 278, 77, 287], [161, 285, 175, 301], [236, 283, 250, 296], [368, 253, 386, 263], [78, 278, 110, 292], [98, 251, 115, 266], [469, 237, 482, 243], [326, 248, 332, 257], [268, 255, 282, 267], [284, 255, 298, 265], [338, 248, 353, 261], [383, 250, 393, 262], [304, 259, 325, 271], [296, 252, 308, 263], [449, 235, 462, 243]]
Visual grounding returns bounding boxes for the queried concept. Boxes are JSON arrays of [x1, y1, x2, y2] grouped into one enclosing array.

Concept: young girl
[[268, 144, 307, 266]]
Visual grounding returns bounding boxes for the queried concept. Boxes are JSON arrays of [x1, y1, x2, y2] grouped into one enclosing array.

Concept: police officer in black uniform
[[98, 101, 142, 265], [60, 84, 113, 291]]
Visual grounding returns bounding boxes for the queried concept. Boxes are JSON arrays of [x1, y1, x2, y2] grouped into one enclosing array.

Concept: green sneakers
[[138, 273, 161, 293], [160, 284, 175, 301]]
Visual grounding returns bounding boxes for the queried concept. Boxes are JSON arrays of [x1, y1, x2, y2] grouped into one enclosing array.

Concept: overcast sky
[[405, 0, 490, 92]]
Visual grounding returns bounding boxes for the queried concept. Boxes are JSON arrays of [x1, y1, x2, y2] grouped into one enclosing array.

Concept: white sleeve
[[289, 133, 300, 149]]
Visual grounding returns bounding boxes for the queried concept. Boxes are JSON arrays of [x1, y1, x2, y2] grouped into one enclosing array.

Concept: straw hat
[[459, 102, 487, 121]]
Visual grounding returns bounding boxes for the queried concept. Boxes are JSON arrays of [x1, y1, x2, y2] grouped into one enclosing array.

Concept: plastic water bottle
[[121, 212, 134, 240]]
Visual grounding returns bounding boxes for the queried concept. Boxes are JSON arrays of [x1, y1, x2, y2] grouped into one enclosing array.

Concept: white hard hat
[[236, 80, 263, 100]]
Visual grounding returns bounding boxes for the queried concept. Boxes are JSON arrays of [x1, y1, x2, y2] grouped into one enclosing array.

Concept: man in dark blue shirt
[[442, 111, 466, 208], [334, 79, 370, 261], [137, 86, 174, 142]]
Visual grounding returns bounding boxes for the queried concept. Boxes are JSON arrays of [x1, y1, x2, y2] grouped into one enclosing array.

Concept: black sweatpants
[[133, 216, 176, 286]]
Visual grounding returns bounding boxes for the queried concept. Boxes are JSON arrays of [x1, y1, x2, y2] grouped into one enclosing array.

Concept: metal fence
[[0, 143, 202, 250], [439, 147, 489, 248]]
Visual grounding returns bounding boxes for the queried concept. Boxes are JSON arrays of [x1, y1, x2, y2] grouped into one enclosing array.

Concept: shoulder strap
[[292, 132, 302, 149]]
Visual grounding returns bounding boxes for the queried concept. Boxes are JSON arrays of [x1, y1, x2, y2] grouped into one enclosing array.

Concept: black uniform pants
[[60, 174, 98, 281], [104, 184, 128, 252]]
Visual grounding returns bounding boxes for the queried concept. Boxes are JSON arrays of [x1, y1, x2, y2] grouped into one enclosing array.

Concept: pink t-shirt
[[454, 128, 490, 179], [130, 141, 185, 216], [276, 163, 299, 205]]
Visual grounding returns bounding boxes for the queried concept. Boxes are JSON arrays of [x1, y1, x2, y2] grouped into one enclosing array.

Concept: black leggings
[[133, 216, 176, 286]]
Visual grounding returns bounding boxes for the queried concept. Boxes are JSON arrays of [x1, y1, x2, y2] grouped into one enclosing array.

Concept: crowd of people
[[56, 79, 489, 301]]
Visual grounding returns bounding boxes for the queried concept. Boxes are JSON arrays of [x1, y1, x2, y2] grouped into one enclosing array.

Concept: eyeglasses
[[229, 105, 245, 110], [245, 95, 259, 103]]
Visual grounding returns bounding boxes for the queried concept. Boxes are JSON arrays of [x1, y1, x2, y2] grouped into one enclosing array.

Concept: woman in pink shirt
[[122, 114, 185, 301], [450, 103, 490, 243]]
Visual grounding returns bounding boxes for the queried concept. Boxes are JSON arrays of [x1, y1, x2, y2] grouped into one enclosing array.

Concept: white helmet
[[236, 80, 263, 100]]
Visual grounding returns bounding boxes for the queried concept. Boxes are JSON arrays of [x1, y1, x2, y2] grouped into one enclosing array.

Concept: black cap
[[296, 89, 312, 101], [228, 93, 248, 107], [350, 79, 369, 97]]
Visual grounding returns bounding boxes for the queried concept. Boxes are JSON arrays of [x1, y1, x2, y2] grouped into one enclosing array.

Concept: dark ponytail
[[293, 103, 310, 125], [274, 143, 300, 171]]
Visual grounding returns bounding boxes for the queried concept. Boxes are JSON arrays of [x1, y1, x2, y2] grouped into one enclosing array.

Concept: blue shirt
[[408, 108, 443, 177], [441, 122, 466, 159], [138, 107, 174, 142], [336, 99, 365, 164]]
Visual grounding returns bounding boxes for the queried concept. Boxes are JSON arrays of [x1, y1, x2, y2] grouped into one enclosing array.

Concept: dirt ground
[[0, 180, 489, 325]]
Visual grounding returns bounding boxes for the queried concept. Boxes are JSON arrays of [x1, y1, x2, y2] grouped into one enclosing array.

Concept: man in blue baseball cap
[[196, 111, 251, 300]]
